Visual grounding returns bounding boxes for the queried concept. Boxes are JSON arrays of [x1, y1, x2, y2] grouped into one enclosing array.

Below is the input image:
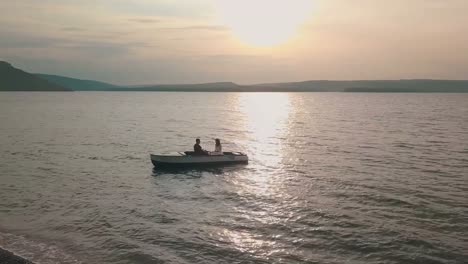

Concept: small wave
[[37, 167, 54, 172], [87, 156, 114, 162], [420, 168, 443, 174], [394, 143, 415, 149], [426, 140, 448, 144], [359, 145, 377, 149], [0, 231, 82, 264], [117, 155, 142, 161]]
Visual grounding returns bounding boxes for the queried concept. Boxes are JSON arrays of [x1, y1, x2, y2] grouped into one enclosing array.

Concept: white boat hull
[[150, 152, 248, 167]]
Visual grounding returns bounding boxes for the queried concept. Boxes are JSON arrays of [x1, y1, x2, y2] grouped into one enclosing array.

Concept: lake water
[[0, 92, 467, 264]]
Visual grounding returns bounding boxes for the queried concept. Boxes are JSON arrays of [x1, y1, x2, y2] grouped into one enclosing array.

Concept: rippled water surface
[[0, 92, 467, 264]]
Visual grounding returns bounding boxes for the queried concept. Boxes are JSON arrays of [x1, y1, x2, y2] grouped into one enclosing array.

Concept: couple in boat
[[193, 138, 223, 155]]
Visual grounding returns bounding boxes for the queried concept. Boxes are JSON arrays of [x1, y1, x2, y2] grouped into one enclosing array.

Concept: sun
[[215, 0, 313, 47]]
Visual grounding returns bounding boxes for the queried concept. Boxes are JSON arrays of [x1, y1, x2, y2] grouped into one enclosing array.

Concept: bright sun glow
[[216, 0, 314, 46]]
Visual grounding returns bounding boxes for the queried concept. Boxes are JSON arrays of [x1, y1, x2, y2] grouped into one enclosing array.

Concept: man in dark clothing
[[194, 138, 208, 155]]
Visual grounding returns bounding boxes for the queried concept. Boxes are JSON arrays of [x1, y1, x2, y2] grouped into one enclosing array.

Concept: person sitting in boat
[[194, 138, 208, 155], [210, 138, 223, 155]]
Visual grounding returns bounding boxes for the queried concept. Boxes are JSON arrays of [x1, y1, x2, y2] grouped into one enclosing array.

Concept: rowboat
[[150, 151, 248, 167]]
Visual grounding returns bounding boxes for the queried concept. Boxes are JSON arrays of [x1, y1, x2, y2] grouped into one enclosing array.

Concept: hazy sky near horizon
[[1, 0, 467, 84]]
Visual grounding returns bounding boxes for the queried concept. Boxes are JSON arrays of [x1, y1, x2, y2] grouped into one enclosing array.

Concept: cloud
[[108, 0, 214, 18], [158, 25, 229, 31], [0, 32, 65, 49], [61, 41, 131, 57], [180, 25, 228, 31], [61, 27, 85, 32], [127, 18, 161, 24]]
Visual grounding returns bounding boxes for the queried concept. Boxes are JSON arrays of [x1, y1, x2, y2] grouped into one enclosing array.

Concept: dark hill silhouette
[[115, 82, 240, 91], [0, 61, 70, 91], [1, 61, 467, 92], [94, 80, 468, 92], [36, 74, 120, 91], [254, 80, 468, 92], [34, 74, 241, 92], [342, 80, 468, 93]]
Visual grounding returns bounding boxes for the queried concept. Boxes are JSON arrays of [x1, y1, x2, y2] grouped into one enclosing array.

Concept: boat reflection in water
[[152, 162, 248, 177]]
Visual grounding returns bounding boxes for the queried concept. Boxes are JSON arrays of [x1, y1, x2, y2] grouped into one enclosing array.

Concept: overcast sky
[[1, 0, 467, 84]]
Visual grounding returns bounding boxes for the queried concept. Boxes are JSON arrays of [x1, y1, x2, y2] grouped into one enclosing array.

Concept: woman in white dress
[[211, 138, 223, 155]]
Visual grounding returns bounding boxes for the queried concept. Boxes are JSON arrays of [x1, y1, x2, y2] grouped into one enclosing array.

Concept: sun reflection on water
[[237, 93, 292, 165], [233, 93, 294, 196], [217, 228, 277, 255], [216, 93, 297, 256], [216, 93, 308, 260]]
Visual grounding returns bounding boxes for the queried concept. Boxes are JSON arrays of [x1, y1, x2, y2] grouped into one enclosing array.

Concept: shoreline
[[0, 247, 34, 264]]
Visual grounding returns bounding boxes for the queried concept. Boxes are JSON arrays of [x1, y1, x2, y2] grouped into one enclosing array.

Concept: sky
[[1, 0, 467, 85]]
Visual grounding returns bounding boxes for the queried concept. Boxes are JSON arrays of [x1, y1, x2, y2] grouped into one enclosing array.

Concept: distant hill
[[0, 61, 70, 91], [36, 74, 120, 91], [254, 80, 468, 92], [34, 75, 241, 92], [113, 82, 241, 91], [342, 80, 468, 93], [110, 80, 468, 92], [2, 61, 468, 92]]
